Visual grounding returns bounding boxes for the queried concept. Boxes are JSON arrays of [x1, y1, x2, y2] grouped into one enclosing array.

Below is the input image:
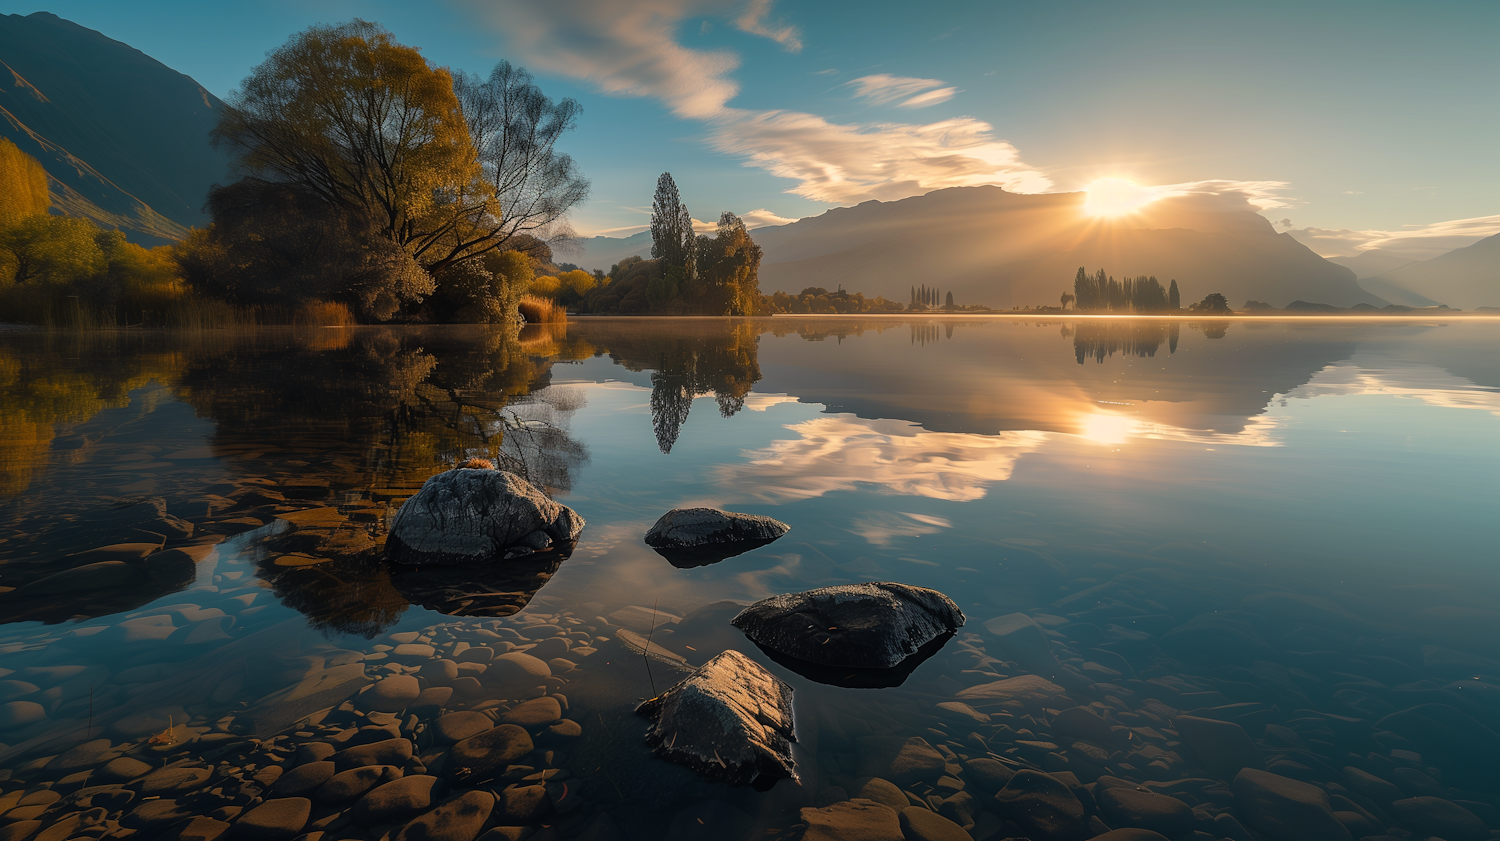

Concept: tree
[[1169, 279, 1180, 310], [207, 21, 587, 318], [650, 172, 694, 276], [1188, 292, 1232, 314], [1060, 291, 1074, 310], [0, 215, 106, 285], [944, 290, 954, 310], [694, 212, 763, 315], [0, 139, 49, 228]]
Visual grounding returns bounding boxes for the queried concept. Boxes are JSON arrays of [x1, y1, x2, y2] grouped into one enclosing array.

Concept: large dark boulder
[[644, 508, 789, 567], [731, 582, 965, 669], [635, 650, 796, 787], [386, 468, 583, 565]]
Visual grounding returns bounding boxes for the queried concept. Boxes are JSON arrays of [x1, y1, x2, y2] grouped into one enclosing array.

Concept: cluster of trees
[[911, 284, 952, 309], [1071, 268, 1181, 313], [765, 286, 905, 314], [568, 173, 765, 315], [0, 140, 198, 327], [183, 21, 589, 323]]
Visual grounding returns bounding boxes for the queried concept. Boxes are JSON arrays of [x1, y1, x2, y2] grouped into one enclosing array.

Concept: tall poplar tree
[[650, 172, 693, 275]]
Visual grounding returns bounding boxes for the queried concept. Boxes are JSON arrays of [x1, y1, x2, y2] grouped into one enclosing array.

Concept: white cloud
[[464, 0, 1050, 207], [1144, 179, 1296, 212], [846, 74, 957, 108], [710, 110, 1052, 203], [734, 0, 802, 52], [739, 208, 799, 228], [1285, 214, 1500, 258]]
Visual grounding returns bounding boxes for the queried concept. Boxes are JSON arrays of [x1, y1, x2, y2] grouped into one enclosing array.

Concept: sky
[[3, 0, 1497, 254]]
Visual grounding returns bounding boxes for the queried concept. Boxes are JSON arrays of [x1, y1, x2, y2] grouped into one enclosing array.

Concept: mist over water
[[1, 318, 1497, 840]]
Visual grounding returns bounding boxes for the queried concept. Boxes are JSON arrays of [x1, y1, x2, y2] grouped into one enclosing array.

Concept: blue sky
[[4, 0, 1497, 253]]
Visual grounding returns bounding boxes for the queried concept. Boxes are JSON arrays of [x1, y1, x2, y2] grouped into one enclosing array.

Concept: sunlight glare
[[1079, 411, 1137, 444], [1083, 177, 1159, 217]]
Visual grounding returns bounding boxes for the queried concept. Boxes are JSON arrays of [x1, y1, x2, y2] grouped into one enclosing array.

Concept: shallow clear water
[[1, 318, 1497, 840]]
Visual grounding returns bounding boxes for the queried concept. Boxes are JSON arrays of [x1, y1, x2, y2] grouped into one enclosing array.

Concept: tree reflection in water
[[1072, 319, 1227, 363]]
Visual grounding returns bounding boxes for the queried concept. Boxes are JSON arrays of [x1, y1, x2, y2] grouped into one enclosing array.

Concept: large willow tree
[[204, 21, 587, 320]]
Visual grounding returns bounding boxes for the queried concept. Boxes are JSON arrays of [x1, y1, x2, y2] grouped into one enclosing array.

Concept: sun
[[1078, 411, 1137, 444], [1083, 177, 1159, 218]]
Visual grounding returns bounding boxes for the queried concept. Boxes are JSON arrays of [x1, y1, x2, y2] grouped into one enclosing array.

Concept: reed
[[517, 294, 567, 324]]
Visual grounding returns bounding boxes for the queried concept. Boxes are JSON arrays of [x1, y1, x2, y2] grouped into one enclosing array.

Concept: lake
[[1, 317, 1497, 841]]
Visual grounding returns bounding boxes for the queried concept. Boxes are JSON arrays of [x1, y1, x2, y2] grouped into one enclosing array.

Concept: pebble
[[233, 797, 311, 841], [992, 770, 1090, 841], [294, 743, 336, 766], [1088, 831, 1171, 841], [0, 680, 38, 701], [167, 817, 232, 841], [331, 738, 414, 771], [0, 701, 45, 731], [268, 762, 336, 797], [123, 799, 194, 830], [140, 765, 212, 796], [1232, 768, 1351, 841], [435, 712, 494, 744], [360, 675, 421, 713], [1095, 786, 1196, 837], [1388, 797, 1489, 841], [315, 765, 402, 804], [799, 800, 901, 841], [1174, 715, 1264, 780], [855, 736, 946, 785], [545, 720, 582, 740], [352, 775, 444, 826], [97, 756, 154, 782], [420, 660, 460, 683], [898, 807, 970, 841], [448, 726, 533, 782], [392, 790, 494, 841], [527, 638, 570, 660], [960, 758, 1014, 794], [501, 697, 561, 728], [851, 778, 908, 812], [496, 785, 550, 823]]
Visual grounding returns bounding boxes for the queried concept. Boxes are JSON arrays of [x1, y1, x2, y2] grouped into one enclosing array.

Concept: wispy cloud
[[463, 0, 1050, 206], [740, 208, 799, 228], [1285, 214, 1500, 258], [845, 74, 957, 108], [711, 111, 1052, 203], [735, 0, 802, 52]]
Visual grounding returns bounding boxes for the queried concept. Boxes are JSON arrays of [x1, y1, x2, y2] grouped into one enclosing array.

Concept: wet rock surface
[[635, 650, 797, 786], [732, 582, 965, 669], [643, 508, 790, 566], [386, 469, 584, 565]]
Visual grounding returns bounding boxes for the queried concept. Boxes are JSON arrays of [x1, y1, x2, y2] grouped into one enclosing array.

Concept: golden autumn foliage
[[0, 138, 49, 227]]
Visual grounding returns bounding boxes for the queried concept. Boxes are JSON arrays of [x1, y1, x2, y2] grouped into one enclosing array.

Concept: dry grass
[[294, 300, 357, 327], [455, 457, 496, 470], [518, 295, 567, 324]]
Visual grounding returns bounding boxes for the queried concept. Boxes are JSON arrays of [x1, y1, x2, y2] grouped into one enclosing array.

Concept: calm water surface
[[0, 318, 1497, 840]]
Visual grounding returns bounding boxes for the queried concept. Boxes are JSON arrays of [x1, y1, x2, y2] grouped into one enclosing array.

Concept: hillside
[[751, 187, 1381, 309], [0, 12, 231, 243], [1327, 250, 1417, 279], [1361, 233, 1500, 310]]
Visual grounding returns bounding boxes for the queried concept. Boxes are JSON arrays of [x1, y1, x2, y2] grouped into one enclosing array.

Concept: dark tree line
[[1072, 268, 1180, 313], [910, 284, 946, 309]]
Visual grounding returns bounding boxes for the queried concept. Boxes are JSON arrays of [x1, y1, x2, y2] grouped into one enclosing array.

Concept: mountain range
[[0, 12, 231, 244], [1357, 233, 1500, 310]]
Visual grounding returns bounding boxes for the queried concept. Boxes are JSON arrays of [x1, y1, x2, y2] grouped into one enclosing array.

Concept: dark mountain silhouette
[[0, 12, 231, 243], [1362, 233, 1500, 310], [750, 186, 1381, 309]]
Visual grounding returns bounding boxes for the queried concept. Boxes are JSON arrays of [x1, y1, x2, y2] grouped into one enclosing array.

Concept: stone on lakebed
[[644, 507, 789, 548], [386, 468, 583, 565], [635, 649, 797, 786], [732, 582, 964, 669]]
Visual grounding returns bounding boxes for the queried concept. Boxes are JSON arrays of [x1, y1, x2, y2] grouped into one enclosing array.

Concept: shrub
[[517, 294, 566, 323]]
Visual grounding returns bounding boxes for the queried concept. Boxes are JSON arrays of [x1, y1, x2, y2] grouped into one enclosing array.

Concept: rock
[[731, 582, 964, 669], [1377, 704, 1500, 787], [1343, 766, 1402, 804], [168, 817, 232, 841], [124, 800, 195, 831], [0, 701, 45, 731], [635, 650, 797, 786], [1173, 715, 1264, 780], [360, 675, 421, 713], [644, 508, 790, 566], [955, 675, 1068, 709], [799, 800, 902, 841], [435, 712, 494, 744], [856, 736, 946, 786], [0, 822, 41, 841], [853, 778, 909, 811], [898, 807, 971, 841], [234, 797, 311, 841], [1088, 832, 1170, 841], [1232, 768, 1351, 841], [316, 765, 402, 804], [1388, 797, 1488, 841], [0, 680, 37, 701], [984, 613, 1065, 676], [332, 738, 413, 771], [991, 770, 1090, 841], [386, 469, 584, 565], [295, 743, 336, 765], [1051, 706, 1121, 747], [269, 762, 336, 797], [1391, 766, 1443, 796], [48, 738, 113, 773], [496, 785, 550, 823], [448, 725, 533, 783], [140, 765, 212, 796], [663, 801, 754, 841], [1094, 787, 1195, 837], [20, 561, 142, 595], [392, 790, 494, 841], [961, 758, 1015, 794], [501, 697, 561, 727], [485, 652, 551, 688], [546, 719, 582, 740], [352, 775, 444, 826], [98, 756, 153, 782]]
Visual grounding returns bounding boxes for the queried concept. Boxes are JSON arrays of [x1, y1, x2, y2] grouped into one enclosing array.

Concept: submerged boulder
[[634, 650, 797, 787], [731, 582, 965, 669], [645, 508, 788, 549], [386, 468, 584, 565]]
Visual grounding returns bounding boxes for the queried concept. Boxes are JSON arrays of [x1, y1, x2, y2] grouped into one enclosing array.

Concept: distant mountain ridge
[[0, 12, 232, 243], [1360, 233, 1500, 310]]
